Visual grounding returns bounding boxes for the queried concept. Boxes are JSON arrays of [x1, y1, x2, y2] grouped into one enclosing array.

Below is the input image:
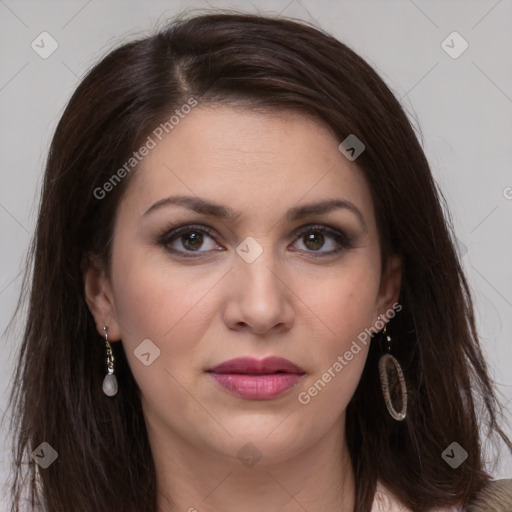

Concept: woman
[[5, 11, 511, 512]]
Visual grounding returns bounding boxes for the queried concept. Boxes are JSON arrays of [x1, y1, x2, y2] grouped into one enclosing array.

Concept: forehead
[[118, 105, 375, 226]]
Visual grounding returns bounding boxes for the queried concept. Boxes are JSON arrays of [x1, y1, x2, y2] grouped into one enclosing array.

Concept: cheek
[[303, 259, 380, 346], [294, 260, 380, 407], [109, 248, 219, 382]]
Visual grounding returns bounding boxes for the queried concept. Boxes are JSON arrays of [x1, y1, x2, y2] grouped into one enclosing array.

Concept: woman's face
[[85, 105, 401, 465]]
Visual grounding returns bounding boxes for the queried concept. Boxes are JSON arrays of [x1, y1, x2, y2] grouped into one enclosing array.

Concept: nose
[[222, 243, 295, 336]]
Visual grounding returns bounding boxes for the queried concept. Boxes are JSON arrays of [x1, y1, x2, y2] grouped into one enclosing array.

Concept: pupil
[[305, 232, 323, 250], [183, 232, 202, 250]]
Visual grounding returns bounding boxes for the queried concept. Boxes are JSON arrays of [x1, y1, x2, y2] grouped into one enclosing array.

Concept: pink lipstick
[[207, 356, 305, 400]]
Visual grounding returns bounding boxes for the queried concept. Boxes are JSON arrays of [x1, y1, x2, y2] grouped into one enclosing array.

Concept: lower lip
[[208, 373, 304, 399]]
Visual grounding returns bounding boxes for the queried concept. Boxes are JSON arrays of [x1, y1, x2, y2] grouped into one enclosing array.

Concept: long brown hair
[[4, 10, 511, 512]]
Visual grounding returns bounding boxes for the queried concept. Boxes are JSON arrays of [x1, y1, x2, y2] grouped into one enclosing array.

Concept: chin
[[201, 420, 311, 465]]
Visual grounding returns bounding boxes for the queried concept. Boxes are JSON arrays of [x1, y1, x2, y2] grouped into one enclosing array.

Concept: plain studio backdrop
[[0, 0, 511, 508]]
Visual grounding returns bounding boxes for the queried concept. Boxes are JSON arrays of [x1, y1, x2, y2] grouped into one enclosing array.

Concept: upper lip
[[208, 356, 305, 375]]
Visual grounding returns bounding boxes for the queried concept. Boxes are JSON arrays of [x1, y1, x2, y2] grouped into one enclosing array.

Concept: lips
[[207, 357, 305, 400], [209, 356, 305, 375]]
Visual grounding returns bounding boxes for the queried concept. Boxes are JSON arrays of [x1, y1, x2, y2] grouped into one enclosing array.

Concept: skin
[[84, 105, 402, 512]]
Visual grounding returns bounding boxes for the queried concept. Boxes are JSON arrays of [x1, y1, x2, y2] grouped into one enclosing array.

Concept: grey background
[[1, 0, 511, 507]]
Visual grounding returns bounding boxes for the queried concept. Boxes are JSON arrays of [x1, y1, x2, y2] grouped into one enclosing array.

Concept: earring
[[102, 326, 118, 397], [378, 317, 407, 421]]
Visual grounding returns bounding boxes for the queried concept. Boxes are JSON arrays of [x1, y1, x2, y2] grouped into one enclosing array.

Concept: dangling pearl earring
[[102, 326, 118, 397]]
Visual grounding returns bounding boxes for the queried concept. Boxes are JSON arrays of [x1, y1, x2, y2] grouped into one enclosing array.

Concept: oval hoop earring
[[102, 326, 118, 397], [378, 317, 407, 421]]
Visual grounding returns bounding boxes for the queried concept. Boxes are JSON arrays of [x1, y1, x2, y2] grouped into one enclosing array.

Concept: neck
[[151, 418, 355, 512]]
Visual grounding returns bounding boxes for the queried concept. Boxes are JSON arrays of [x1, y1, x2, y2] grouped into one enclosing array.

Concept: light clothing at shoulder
[[371, 480, 461, 512]]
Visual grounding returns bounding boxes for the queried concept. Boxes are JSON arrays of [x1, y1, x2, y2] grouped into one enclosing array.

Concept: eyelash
[[157, 223, 354, 258]]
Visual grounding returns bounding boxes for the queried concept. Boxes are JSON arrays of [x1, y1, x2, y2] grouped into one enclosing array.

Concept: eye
[[158, 224, 221, 256], [291, 224, 353, 256], [157, 223, 353, 258]]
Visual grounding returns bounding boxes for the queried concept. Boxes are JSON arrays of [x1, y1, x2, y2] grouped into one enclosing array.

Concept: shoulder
[[371, 481, 461, 512]]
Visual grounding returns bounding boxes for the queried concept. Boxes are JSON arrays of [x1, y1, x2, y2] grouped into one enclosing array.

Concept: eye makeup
[[155, 221, 356, 259]]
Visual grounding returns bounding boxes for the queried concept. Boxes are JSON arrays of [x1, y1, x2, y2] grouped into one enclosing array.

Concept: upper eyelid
[[161, 222, 345, 238]]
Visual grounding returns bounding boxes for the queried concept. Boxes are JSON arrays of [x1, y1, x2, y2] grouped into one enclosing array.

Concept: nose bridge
[[227, 235, 292, 332], [235, 235, 281, 297]]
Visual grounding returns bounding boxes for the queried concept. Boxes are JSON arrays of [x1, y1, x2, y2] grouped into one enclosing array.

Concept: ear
[[82, 253, 122, 341], [375, 254, 402, 319]]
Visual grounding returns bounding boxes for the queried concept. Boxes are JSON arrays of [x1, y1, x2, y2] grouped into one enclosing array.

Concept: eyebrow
[[142, 195, 366, 229]]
